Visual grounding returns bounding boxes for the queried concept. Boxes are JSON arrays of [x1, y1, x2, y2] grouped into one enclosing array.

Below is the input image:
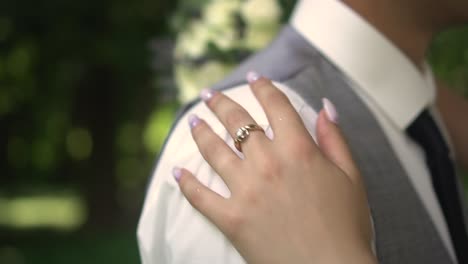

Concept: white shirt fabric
[[137, 0, 457, 263]]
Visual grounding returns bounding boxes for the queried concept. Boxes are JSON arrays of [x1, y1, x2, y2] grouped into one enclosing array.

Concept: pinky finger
[[173, 167, 230, 228]]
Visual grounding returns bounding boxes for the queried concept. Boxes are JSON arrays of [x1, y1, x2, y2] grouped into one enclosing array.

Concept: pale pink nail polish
[[188, 114, 201, 128], [322, 98, 339, 124], [200, 88, 217, 101], [173, 167, 182, 182], [265, 126, 274, 140], [246, 71, 260, 83]]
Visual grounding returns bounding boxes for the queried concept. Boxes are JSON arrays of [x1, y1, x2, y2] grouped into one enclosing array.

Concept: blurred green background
[[0, 0, 467, 263]]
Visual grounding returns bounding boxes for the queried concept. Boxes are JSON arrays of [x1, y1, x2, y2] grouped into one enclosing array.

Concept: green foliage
[[0, 0, 177, 194], [173, 0, 283, 102], [429, 26, 468, 96], [1, 232, 140, 264], [0, 2, 179, 261]]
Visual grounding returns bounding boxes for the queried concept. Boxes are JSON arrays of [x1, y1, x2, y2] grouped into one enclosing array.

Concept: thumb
[[316, 98, 361, 185]]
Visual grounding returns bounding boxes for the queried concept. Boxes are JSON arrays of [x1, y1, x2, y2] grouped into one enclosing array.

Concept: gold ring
[[234, 124, 264, 152]]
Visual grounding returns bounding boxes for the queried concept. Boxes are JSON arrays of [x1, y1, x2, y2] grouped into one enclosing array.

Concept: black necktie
[[407, 110, 468, 263]]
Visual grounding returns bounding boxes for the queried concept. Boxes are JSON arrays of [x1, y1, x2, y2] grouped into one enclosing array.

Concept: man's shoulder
[[164, 82, 318, 161], [211, 25, 327, 92]]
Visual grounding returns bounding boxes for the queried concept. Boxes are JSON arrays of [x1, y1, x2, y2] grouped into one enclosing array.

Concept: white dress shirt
[[138, 0, 456, 263]]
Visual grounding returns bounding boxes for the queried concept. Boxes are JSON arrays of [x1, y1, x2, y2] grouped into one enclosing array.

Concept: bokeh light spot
[[143, 104, 177, 154], [66, 128, 93, 161], [0, 194, 86, 231]]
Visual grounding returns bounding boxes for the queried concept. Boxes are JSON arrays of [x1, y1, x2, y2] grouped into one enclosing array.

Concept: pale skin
[[175, 76, 377, 264], [171, 0, 468, 262]]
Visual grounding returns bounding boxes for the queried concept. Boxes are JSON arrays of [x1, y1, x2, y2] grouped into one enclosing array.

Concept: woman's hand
[[173, 72, 376, 264]]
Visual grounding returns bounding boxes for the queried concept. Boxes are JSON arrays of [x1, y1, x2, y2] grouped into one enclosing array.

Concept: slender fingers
[[247, 71, 312, 142], [173, 167, 230, 231], [200, 88, 270, 155], [316, 98, 362, 186], [188, 114, 241, 187], [246, 71, 320, 159]]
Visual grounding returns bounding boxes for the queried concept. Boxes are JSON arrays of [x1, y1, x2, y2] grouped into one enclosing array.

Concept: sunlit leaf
[[143, 104, 178, 154]]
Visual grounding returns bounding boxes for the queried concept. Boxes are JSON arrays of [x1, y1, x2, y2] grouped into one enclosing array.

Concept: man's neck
[[343, 0, 439, 70]]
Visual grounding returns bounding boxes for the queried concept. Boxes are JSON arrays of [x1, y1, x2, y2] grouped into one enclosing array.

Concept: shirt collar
[[290, 0, 436, 129]]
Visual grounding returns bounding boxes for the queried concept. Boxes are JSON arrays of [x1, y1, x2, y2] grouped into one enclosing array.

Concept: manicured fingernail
[[265, 126, 274, 140], [200, 88, 217, 101], [246, 71, 260, 83], [322, 98, 339, 124], [173, 167, 182, 182], [188, 114, 201, 128]]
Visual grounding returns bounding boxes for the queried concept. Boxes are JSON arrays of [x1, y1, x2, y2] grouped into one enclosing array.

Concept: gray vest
[[175, 26, 460, 263]]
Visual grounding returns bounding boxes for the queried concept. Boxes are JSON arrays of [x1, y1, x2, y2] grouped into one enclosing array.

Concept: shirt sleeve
[[137, 83, 317, 264]]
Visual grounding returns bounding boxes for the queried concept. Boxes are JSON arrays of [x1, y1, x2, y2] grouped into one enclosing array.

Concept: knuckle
[[241, 186, 261, 206], [201, 138, 221, 160], [261, 88, 289, 106], [183, 181, 205, 208], [256, 154, 281, 181], [222, 206, 246, 239], [216, 155, 238, 170], [192, 126, 211, 151], [225, 108, 249, 130], [287, 136, 316, 159], [189, 188, 205, 209], [197, 135, 211, 150]]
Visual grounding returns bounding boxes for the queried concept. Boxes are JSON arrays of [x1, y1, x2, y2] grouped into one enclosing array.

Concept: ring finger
[[200, 88, 270, 156]]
